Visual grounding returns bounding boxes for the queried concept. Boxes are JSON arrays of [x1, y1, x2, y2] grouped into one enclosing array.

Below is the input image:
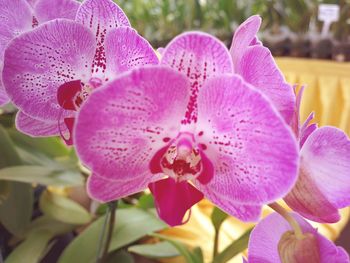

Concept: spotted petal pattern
[[3, 19, 96, 121], [75, 66, 189, 186], [195, 75, 298, 210], [161, 32, 233, 124], [105, 27, 158, 78], [76, 0, 130, 77]]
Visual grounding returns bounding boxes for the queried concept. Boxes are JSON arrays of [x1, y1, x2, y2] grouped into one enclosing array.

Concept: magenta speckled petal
[[15, 111, 67, 137], [195, 75, 299, 205], [34, 0, 80, 23], [0, 0, 33, 57], [235, 46, 295, 124], [161, 32, 233, 124], [3, 19, 96, 122], [105, 27, 158, 78], [75, 66, 189, 182], [87, 173, 162, 202], [285, 127, 350, 222], [248, 212, 349, 263], [0, 82, 9, 106], [194, 186, 262, 221], [76, 0, 130, 76], [230, 15, 262, 63]]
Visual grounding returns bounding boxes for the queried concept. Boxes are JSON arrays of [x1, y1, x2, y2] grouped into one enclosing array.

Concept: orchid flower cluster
[[0, 0, 349, 262]]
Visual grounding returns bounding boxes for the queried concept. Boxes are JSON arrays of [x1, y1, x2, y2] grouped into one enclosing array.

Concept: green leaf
[[128, 242, 180, 258], [39, 190, 92, 225], [105, 250, 134, 263], [0, 182, 33, 237], [0, 126, 21, 167], [151, 233, 204, 263], [137, 194, 155, 209], [6, 216, 74, 263], [8, 130, 69, 158], [211, 207, 228, 231], [5, 229, 53, 263], [58, 208, 166, 263], [0, 165, 83, 186], [0, 126, 33, 237], [213, 228, 253, 263]]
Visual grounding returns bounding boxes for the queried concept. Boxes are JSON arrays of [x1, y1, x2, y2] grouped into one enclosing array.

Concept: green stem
[[268, 202, 303, 239], [96, 201, 118, 263], [213, 228, 220, 259]]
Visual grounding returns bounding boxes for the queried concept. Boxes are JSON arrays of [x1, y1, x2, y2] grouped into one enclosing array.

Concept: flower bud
[[278, 231, 320, 263]]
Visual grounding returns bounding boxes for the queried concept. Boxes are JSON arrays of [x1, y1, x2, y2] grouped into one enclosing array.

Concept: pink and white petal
[[161, 32, 233, 124], [195, 75, 299, 205], [26, 0, 36, 6], [300, 126, 350, 209], [194, 185, 262, 221], [3, 19, 96, 122], [33, 0, 80, 23], [230, 15, 262, 63], [284, 167, 340, 223], [0, 0, 33, 57], [247, 212, 344, 263], [105, 27, 158, 78], [76, 0, 130, 76], [235, 46, 295, 124], [75, 66, 190, 181], [316, 231, 350, 263], [15, 111, 67, 137], [87, 173, 162, 203], [0, 85, 9, 106]]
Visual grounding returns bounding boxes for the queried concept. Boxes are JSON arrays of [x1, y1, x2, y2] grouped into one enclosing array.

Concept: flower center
[[160, 134, 202, 182], [56, 78, 102, 145]]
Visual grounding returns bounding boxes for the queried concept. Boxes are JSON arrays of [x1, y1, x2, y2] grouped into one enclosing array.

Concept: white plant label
[[318, 4, 340, 37]]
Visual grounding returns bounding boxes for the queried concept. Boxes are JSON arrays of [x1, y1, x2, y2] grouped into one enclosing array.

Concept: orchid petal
[[0, 85, 9, 106], [230, 15, 262, 63], [87, 173, 162, 203], [284, 168, 340, 223], [16, 111, 66, 137], [105, 27, 158, 78], [235, 46, 295, 124], [0, 0, 33, 57], [248, 213, 349, 263], [75, 66, 190, 182], [195, 188, 262, 221], [76, 0, 130, 76], [161, 32, 233, 124], [3, 19, 96, 122], [285, 127, 350, 222], [33, 0, 80, 23], [149, 177, 204, 226], [195, 75, 299, 206]]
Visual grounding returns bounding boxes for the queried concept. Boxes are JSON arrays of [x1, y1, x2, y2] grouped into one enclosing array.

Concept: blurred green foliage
[[115, 0, 350, 46]]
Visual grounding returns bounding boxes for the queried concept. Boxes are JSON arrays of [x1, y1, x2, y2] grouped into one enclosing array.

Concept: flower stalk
[[268, 202, 304, 239], [96, 201, 118, 263]]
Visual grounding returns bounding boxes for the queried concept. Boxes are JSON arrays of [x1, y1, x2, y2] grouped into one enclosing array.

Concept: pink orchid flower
[[246, 212, 349, 263], [230, 15, 295, 125], [0, 0, 80, 106], [284, 88, 350, 223], [3, 0, 158, 144], [74, 32, 299, 227], [156, 16, 295, 125]]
